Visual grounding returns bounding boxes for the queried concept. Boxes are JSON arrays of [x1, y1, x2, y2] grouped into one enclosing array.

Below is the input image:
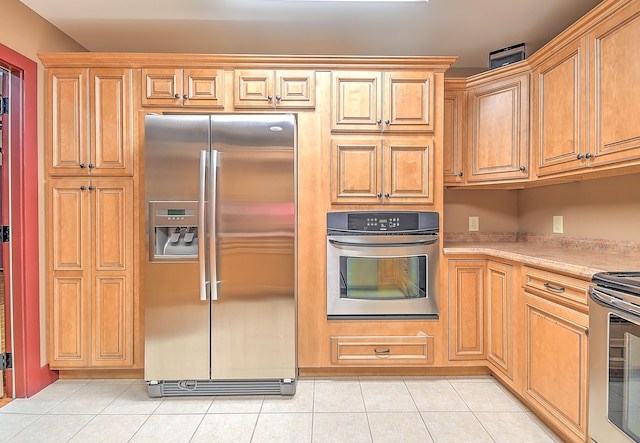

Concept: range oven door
[[589, 286, 640, 443], [326, 235, 439, 319]]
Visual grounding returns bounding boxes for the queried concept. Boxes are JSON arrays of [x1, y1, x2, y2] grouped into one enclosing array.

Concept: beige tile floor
[[0, 376, 563, 442]]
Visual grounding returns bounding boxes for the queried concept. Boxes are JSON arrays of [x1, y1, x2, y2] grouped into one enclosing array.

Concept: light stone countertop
[[443, 241, 640, 279]]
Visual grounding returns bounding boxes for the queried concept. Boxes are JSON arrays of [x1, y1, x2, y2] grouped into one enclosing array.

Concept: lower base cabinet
[[331, 335, 435, 366], [523, 293, 589, 442]]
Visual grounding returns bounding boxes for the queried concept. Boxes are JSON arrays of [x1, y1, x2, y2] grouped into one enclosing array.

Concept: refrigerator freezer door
[[210, 114, 296, 379], [144, 114, 211, 381]]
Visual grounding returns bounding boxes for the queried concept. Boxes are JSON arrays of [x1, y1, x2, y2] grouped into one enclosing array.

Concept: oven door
[[326, 235, 439, 319], [589, 286, 640, 443]]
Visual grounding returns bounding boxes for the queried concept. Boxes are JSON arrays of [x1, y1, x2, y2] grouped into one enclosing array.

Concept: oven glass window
[[608, 313, 640, 442], [339, 256, 427, 300]]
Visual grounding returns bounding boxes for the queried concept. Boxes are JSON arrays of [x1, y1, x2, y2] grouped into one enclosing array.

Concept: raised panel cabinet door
[[332, 71, 382, 131], [141, 68, 182, 106], [524, 294, 588, 442], [383, 137, 434, 204], [448, 260, 486, 360], [90, 179, 134, 366], [384, 71, 434, 132], [48, 179, 90, 368], [234, 70, 275, 108], [589, 0, 640, 166], [275, 70, 316, 108], [486, 261, 514, 379], [331, 137, 382, 203], [89, 68, 133, 176], [183, 68, 225, 107], [47, 68, 89, 176], [467, 72, 529, 183], [443, 81, 466, 184], [533, 37, 587, 177]]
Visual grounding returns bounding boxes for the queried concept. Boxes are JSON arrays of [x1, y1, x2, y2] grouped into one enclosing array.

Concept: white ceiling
[[19, 0, 603, 72]]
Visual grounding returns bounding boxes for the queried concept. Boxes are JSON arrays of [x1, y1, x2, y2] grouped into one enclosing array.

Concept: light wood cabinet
[[47, 68, 134, 176], [448, 260, 485, 360], [486, 260, 515, 381], [332, 71, 434, 132], [330, 136, 434, 204], [331, 335, 435, 366], [466, 69, 530, 183], [234, 70, 315, 108], [443, 79, 466, 184], [141, 68, 224, 107], [48, 178, 134, 369], [588, 0, 640, 168]]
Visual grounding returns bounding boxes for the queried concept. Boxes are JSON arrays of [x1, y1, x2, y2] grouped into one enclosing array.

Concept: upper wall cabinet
[[443, 79, 466, 184], [465, 69, 530, 184], [234, 70, 316, 109], [532, 37, 588, 177], [588, 0, 640, 167], [332, 71, 435, 132], [141, 68, 224, 108], [47, 68, 134, 177]]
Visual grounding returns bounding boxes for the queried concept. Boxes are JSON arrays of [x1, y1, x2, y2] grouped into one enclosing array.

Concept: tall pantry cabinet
[[46, 67, 137, 369]]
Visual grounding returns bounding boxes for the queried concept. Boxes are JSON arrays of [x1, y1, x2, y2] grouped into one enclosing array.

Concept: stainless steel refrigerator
[[144, 113, 296, 397]]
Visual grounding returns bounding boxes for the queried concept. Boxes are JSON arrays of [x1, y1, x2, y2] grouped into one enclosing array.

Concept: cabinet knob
[[80, 185, 86, 190], [457, 172, 463, 177], [376, 119, 382, 125], [519, 166, 526, 172], [376, 193, 382, 198], [577, 153, 585, 160], [88, 185, 95, 191], [267, 95, 273, 101], [275, 95, 281, 102], [88, 163, 95, 169], [585, 152, 594, 159], [385, 120, 390, 125], [174, 94, 180, 99], [80, 163, 86, 169], [183, 94, 188, 100], [384, 193, 390, 198]]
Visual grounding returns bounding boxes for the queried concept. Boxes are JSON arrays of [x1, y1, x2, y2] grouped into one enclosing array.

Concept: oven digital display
[[347, 212, 419, 231]]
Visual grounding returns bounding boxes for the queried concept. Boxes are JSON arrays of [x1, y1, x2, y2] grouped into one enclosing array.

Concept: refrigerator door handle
[[199, 150, 209, 301], [210, 149, 219, 301]]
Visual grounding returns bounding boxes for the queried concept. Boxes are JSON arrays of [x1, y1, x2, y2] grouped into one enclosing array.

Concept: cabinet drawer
[[330, 335, 434, 365], [522, 267, 589, 309]]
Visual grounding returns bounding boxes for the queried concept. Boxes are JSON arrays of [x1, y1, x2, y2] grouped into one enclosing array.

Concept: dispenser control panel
[[149, 201, 199, 260]]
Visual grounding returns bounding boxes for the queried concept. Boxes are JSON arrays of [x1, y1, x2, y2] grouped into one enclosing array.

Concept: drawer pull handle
[[374, 348, 390, 355], [544, 282, 565, 293]]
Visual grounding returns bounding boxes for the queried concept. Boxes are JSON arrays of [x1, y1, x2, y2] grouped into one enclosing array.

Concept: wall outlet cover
[[553, 215, 563, 234], [469, 216, 479, 232]]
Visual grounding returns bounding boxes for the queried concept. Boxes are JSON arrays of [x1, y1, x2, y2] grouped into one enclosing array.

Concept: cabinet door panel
[[92, 181, 132, 270], [467, 73, 529, 182], [525, 295, 588, 441], [590, 1, 640, 165], [331, 138, 382, 203], [184, 69, 224, 107], [332, 72, 382, 131], [90, 69, 133, 175], [534, 38, 587, 177], [234, 70, 275, 108], [276, 71, 315, 108], [487, 261, 513, 378], [48, 69, 88, 175], [92, 276, 132, 366], [141, 68, 181, 106], [384, 137, 433, 204], [50, 182, 87, 271], [448, 260, 485, 360], [443, 83, 465, 184], [51, 277, 87, 366], [384, 72, 434, 131]]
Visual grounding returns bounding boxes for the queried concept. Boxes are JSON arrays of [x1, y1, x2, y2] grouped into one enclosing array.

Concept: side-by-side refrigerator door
[[210, 114, 297, 380], [144, 114, 212, 381]]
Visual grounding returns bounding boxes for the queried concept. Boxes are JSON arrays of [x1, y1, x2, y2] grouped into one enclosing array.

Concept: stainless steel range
[[589, 272, 640, 443], [326, 211, 439, 320]]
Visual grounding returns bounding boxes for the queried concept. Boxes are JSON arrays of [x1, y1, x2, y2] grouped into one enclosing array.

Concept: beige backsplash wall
[[443, 173, 640, 243]]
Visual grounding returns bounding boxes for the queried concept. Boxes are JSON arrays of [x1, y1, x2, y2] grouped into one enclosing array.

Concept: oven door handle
[[590, 286, 640, 318], [328, 238, 438, 247]]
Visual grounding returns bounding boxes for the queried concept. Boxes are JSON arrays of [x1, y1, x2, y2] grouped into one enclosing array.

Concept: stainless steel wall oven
[[326, 211, 439, 320], [589, 272, 640, 443]]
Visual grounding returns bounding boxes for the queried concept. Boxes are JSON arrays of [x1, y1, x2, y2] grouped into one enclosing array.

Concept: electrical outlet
[[553, 215, 564, 234], [469, 216, 479, 232]]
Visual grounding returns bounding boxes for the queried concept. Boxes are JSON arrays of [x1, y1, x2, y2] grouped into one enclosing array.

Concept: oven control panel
[[327, 211, 439, 233]]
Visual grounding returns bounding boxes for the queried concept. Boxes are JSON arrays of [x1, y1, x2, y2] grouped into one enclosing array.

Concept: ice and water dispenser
[[149, 201, 199, 260]]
